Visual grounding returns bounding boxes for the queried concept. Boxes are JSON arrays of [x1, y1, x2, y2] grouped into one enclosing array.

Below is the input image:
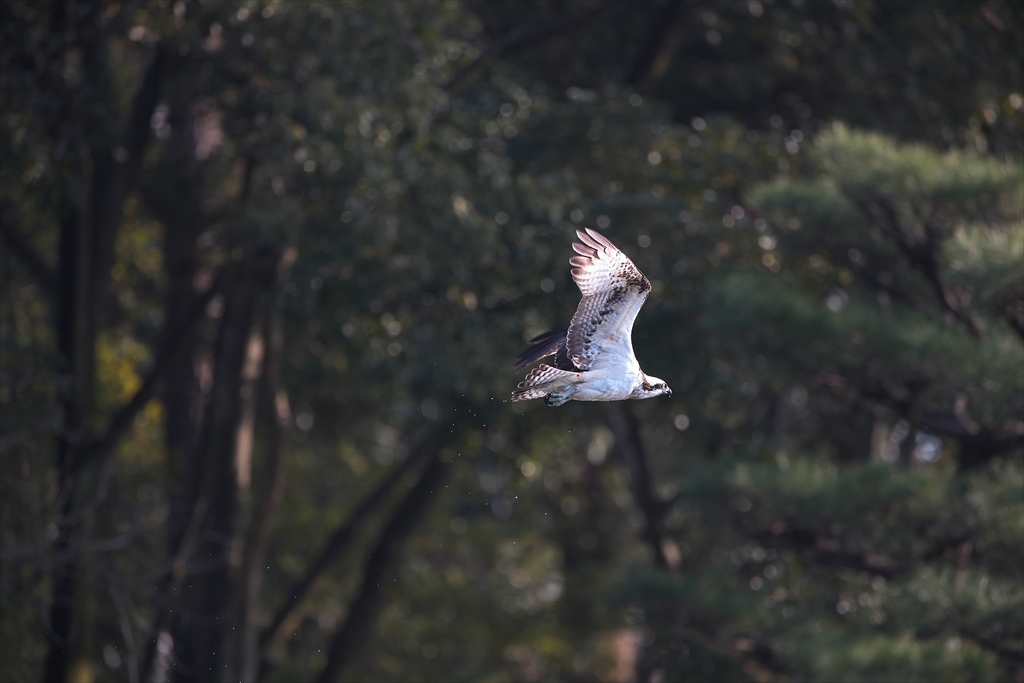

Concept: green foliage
[[1, 2, 1022, 683], [805, 634, 1002, 683]]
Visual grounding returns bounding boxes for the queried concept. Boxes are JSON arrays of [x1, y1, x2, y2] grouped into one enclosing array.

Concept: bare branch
[[1, 513, 147, 566], [258, 432, 439, 653], [605, 403, 678, 570], [78, 272, 224, 465], [111, 586, 141, 683], [625, 0, 686, 93], [122, 46, 166, 181], [316, 451, 450, 683]]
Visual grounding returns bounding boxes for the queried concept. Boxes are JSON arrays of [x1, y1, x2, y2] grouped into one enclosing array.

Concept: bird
[[512, 228, 671, 406]]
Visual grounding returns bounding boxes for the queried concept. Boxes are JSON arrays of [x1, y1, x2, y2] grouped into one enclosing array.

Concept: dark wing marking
[[513, 327, 577, 372], [566, 228, 651, 371]]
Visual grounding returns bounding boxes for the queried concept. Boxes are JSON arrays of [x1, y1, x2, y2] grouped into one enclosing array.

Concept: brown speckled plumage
[[512, 229, 671, 406]]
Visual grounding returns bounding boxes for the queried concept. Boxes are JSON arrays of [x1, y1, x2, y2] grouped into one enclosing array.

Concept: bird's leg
[[545, 386, 575, 406]]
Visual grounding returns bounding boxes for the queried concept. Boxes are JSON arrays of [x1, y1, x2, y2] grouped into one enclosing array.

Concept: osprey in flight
[[512, 228, 671, 406]]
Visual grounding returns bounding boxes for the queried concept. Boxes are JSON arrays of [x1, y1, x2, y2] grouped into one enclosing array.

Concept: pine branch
[[966, 631, 1024, 664], [856, 379, 1022, 472], [844, 189, 984, 338], [744, 519, 899, 578], [743, 520, 976, 580], [1001, 297, 1024, 342]]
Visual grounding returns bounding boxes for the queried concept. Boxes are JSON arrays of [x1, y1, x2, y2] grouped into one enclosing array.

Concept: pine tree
[[619, 124, 1024, 682]]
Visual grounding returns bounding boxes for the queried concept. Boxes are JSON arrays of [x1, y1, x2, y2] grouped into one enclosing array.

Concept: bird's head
[[638, 375, 672, 399]]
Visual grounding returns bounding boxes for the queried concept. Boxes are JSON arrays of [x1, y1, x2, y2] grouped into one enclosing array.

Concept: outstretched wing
[[566, 228, 651, 371]]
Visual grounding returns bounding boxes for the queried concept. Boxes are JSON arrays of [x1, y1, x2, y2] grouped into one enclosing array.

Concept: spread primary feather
[[512, 228, 671, 406]]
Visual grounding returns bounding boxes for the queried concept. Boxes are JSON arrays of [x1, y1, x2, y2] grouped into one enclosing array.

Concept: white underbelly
[[574, 338, 640, 401], [573, 373, 636, 401]]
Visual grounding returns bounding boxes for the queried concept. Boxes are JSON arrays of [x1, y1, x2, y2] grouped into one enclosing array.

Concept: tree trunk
[[128, 57, 207, 679], [42, 9, 165, 678], [232, 292, 291, 683], [171, 249, 278, 683], [605, 404, 678, 571]]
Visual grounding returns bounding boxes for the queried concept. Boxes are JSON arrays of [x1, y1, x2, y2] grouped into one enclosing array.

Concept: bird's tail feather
[[511, 363, 578, 402]]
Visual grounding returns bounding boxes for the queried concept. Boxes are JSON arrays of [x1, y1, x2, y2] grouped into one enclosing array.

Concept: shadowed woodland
[[1, 1, 1023, 682]]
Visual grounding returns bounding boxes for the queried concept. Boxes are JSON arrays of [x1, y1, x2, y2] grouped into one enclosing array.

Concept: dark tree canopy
[[0, 2, 1021, 682]]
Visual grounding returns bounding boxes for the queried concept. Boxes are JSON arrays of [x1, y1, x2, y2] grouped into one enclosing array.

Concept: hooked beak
[[665, 388, 672, 397]]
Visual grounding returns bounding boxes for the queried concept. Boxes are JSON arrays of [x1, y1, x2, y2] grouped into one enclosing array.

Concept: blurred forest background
[[1, 1, 1022, 682]]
